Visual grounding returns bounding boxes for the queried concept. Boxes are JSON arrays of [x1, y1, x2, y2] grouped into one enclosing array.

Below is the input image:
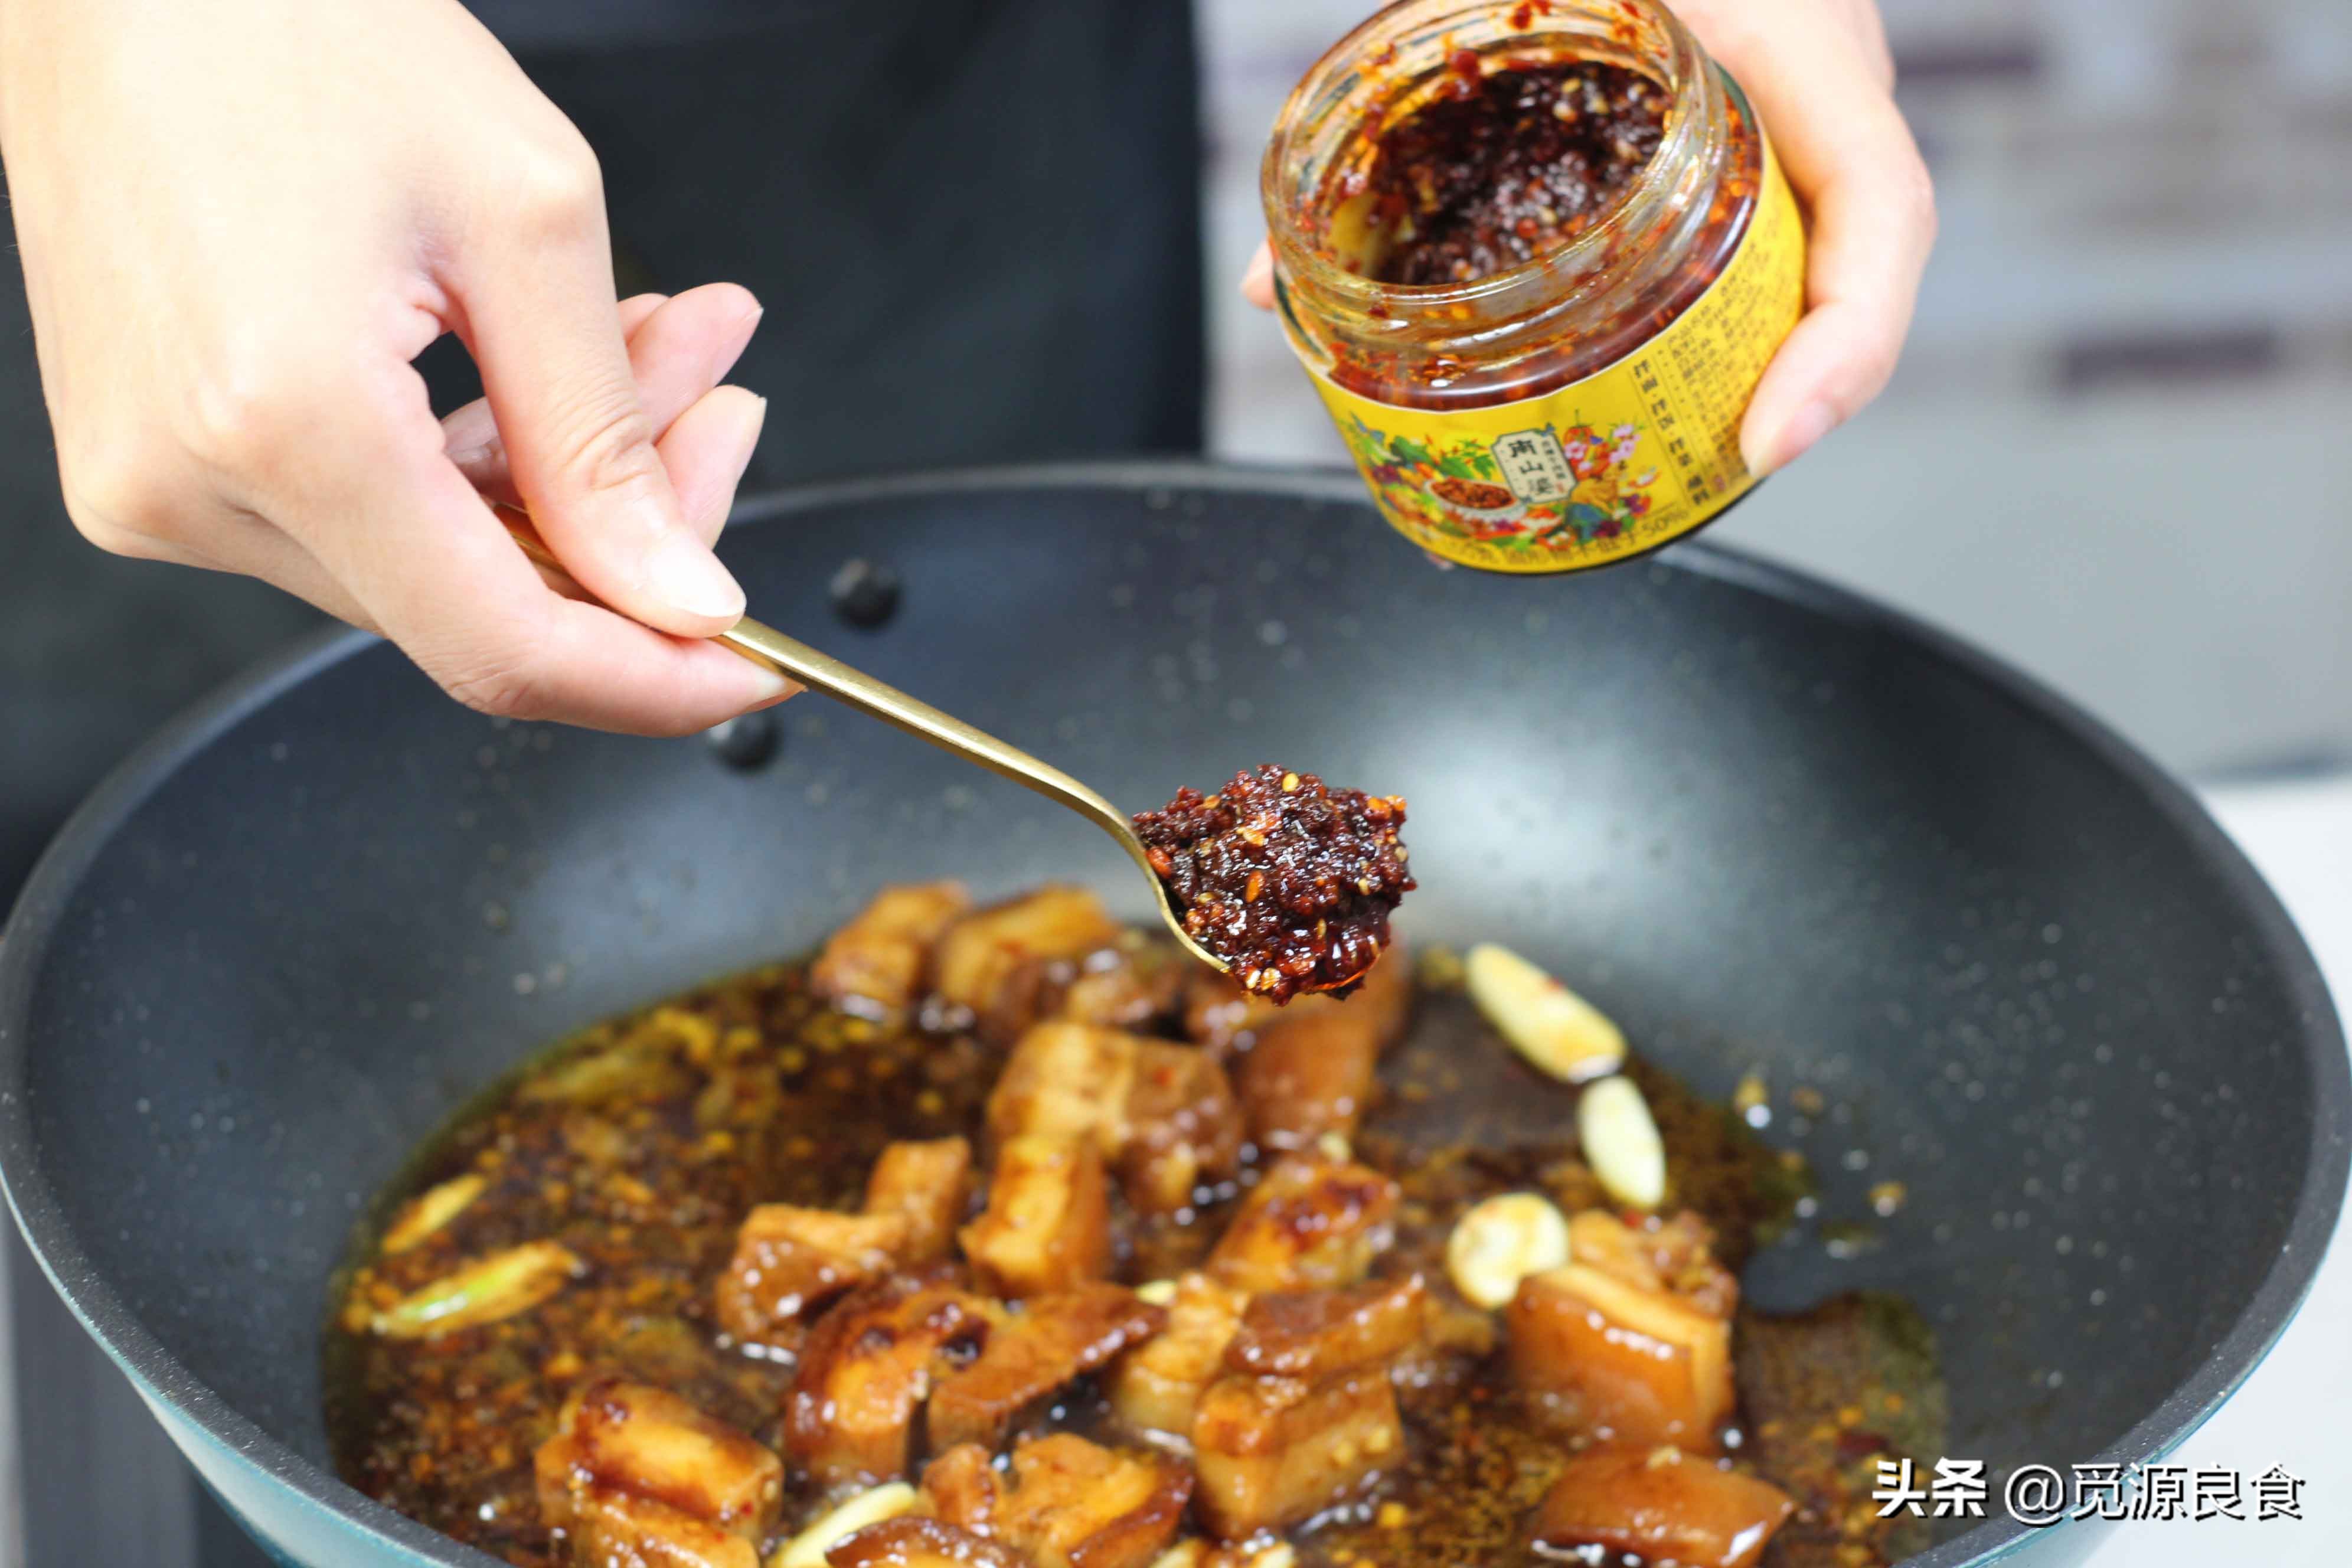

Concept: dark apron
[[460, 0, 1204, 480]]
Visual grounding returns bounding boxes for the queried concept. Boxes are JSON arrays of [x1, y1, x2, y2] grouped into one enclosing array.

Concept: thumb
[[459, 215, 747, 636], [1240, 243, 1276, 310]]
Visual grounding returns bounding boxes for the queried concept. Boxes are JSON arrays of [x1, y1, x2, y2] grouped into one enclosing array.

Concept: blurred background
[[1203, 0, 2352, 775], [2, 0, 2346, 1562]]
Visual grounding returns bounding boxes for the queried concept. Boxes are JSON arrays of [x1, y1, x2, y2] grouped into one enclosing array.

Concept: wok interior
[[11, 475, 2331, 1551]]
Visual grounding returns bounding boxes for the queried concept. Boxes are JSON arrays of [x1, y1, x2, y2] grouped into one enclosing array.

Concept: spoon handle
[[488, 506, 1204, 959], [723, 615, 1223, 967], [717, 616, 1129, 840]]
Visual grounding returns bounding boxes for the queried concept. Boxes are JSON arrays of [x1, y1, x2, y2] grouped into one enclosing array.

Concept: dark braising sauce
[[326, 886, 1941, 1568]]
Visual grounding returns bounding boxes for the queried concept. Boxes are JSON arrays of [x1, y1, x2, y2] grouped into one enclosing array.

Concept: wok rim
[[0, 458, 2343, 1567]]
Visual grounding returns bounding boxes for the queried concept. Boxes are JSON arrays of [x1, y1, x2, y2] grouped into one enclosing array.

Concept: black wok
[[2, 465, 2344, 1567]]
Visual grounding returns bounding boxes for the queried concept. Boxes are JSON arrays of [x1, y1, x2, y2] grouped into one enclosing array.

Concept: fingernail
[[724, 299, 764, 348], [724, 303, 765, 357], [727, 394, 768, 488], [744, 665, 795, 707], [644, 531, 746, 620], [1754, 398, 1839, 476], [1240, 248, 1275, 298]]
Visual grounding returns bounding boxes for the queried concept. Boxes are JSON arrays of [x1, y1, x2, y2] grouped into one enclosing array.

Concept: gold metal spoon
[[493, 507, 1228, 974]]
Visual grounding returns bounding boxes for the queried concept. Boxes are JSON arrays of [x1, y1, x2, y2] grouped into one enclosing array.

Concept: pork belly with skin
[[1207, 1155, 1400, 1293], [813, 882, 971, 1024], [785, 1272, 992, 1487], [1190, 1277, 1424, 1538], [921, 1435, 1191, 1568], [534, 1378, 782, 1567], [927, 1282, 1167, 1451]]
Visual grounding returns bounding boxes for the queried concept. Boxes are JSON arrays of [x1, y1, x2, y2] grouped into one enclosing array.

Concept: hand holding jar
[[1242, 0, 1934, 571], [1667, 0, 1933, 475]]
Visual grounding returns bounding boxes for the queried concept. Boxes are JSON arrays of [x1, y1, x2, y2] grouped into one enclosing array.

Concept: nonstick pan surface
[[2, 463, 2344, 1567]]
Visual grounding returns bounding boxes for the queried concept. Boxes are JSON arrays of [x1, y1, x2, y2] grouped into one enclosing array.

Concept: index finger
[[287, 385, 790, 734], [455, 166, 746, 637]]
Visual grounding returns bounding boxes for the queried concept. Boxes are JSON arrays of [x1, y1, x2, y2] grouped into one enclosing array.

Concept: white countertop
[[2081, 778, 2352, 1564]]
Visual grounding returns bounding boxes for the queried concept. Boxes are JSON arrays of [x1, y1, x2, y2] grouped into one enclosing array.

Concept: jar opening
[[1263, 0, 1732, 380], [1329, 55, 1677, 290]]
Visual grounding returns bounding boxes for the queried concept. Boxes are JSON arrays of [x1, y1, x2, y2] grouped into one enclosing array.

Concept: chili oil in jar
[[1263, 0, 1805, 573]]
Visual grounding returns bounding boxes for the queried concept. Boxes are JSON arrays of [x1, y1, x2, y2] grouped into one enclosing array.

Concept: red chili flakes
[[1356, 59, 1669, 286], [1133, 765, 1415, 1003]]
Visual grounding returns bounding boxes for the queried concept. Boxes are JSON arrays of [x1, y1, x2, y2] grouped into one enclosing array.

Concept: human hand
[[1240, 0, 1935, 477], [0, 0, 785, 735]]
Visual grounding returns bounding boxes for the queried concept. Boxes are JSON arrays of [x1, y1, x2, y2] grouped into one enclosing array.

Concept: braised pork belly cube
[[922, 1435, 1192, 1568], [1223, 1275, 1426, 1381], [786, 1272, 992, 1486], [1207, 1156, 1400, 1293], [960, 1136, 1114, 1298], [1234, 1007, 1377, 1154], [865, 1137, 975, 1264], [1057, 939, 1188, 1033], [928, 1282, 1167, 1451], [812, 882, 971, 1023], [1233, 952, 1413, 1151], [1531, 1445, 1794, 1568], [1507, 1261, 1734, 1450], [716, 1142, 978, 1346], [985, 1021, 1140, 1157], [565, 1487, 760, 1568], [534, 1379, 782, 1541], [988, 1022, 1242, 1216], [935, 887, 1123, 1025], [1121, 1042, 1244, 1214], [1107, 1271, 1250, 1438], [827, 1516, 1029, 1568], [1393, 1288, 1500, 1384], [1567, 1208, 1739, 1319], [1192, 1369, 1402, 1540], [714, 1207, 911, 1344], [915, 1442, 1002, 1531], [1208, 1280, 1489, 1521], [1181, 970, 1277, 1056], [1190, 1275, 1422, 1537], [1185, 938, 1412, 1058]]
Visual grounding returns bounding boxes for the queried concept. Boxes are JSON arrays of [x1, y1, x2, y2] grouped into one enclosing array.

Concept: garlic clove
[[1465, 944, 1625, 1083], [1446, 1191, 1573, 1309], [1578, 1076, 1666, 1210]]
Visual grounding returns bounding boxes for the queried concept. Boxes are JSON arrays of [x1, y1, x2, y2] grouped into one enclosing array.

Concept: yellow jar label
[[1303, 138, 1805, 574]]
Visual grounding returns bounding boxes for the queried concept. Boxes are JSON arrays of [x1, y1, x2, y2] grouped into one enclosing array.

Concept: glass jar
[[1262, 0, 1805, 574]]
